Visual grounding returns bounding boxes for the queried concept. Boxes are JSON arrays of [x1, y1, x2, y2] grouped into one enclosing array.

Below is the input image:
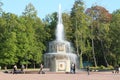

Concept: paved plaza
[[0, 71, 120, 80]]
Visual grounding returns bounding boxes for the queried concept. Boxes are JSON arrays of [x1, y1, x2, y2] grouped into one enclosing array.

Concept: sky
[[1, 0, 120, 19]]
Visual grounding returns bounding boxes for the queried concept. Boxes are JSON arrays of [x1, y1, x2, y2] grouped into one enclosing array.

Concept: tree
[[0, 13, 18, 68], [21, 3, 40, 68], [43, 12, 58, 41], [33, 17, 50, 68], [71, 0, 90, 68], [86, 5, 112, 67], [62, 12, 72, 41], [109, 9, 120, 65], [21, 3, 49, 68], [22, 3, 37, 18]]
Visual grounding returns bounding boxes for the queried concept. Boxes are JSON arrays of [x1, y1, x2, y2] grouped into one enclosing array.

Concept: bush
[[107, 65, 114, 70], [89, 66, 99, 71], [100, 65, 105, 69], [89, 65, 113, 71]]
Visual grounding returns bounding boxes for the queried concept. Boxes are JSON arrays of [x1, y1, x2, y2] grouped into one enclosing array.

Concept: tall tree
[[0, 13, 18, 68], [21, 3, 40, 68], [86, 5, 112, 67], [22, 3, 37, 18], [43, 12, 57, 41], [109, 9, 120, 66], [71, 0, 90, 68], [62, 12, 72, 41], [21, 3, 49, 68]]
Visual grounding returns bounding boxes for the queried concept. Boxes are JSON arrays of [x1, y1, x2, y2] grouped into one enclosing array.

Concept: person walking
[[115, 65, 119, 74], [39, 63, 44, 74], [21, 64, 25, 73]]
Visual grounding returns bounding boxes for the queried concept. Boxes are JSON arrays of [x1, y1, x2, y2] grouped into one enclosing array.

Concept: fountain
[[44, 4, 79, 72]]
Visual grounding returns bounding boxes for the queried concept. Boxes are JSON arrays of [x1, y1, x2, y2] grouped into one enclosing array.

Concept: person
[[86, 66, 90, 75], [112, 66, 116, 73], [0, 66, 1, 70], [118, 66, 120, 72], [115, 65, 119, 74], [71, 63, 76, 74], [21, 64, 25, 73], [39, 63, 44, 74], [13, 65, 17, 74]]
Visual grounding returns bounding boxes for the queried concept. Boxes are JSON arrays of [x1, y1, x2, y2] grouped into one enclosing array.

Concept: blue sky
[[1, 0, 120, 19]]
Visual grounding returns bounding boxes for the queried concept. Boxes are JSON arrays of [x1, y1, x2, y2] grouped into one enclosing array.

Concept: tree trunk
[[25, 64, 28, 69], [76, 39, 79, 56], [92, 38, 97, 67], [33, 62, 36, 69], [76, 20, 79, 56], [4, 66, 7, 70], [80, 52, 83, 68], [100, 40, 109, 67]]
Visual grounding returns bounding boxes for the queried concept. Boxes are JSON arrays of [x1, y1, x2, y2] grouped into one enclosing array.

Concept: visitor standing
[[86, 66, 90, 75], [118, 66, 120, 73], [0, 66, 1, 70], [71, 63, 76, 74], [13, 65, 17, 74]]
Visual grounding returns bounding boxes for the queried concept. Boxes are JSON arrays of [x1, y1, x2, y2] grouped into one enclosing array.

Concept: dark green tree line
[[0, 3, 49, 69]]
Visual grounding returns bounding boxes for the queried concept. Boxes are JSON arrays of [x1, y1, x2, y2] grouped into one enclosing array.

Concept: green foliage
[[62, 13, 72, 41], [109, 9, 120, 65], [90, 65, 113, 71], [0, 3, 49, 68], [100, 65, 106, 69], [22, 3, 37, 18], [43, 12, 57, 41], [0, 1, 120, 69], [71, 0, 90, 68], [0, 13, 18, 66], [86, 5, 112, 67]]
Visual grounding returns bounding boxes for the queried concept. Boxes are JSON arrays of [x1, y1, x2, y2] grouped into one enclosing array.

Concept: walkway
[[0, 71, 120, 80]]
